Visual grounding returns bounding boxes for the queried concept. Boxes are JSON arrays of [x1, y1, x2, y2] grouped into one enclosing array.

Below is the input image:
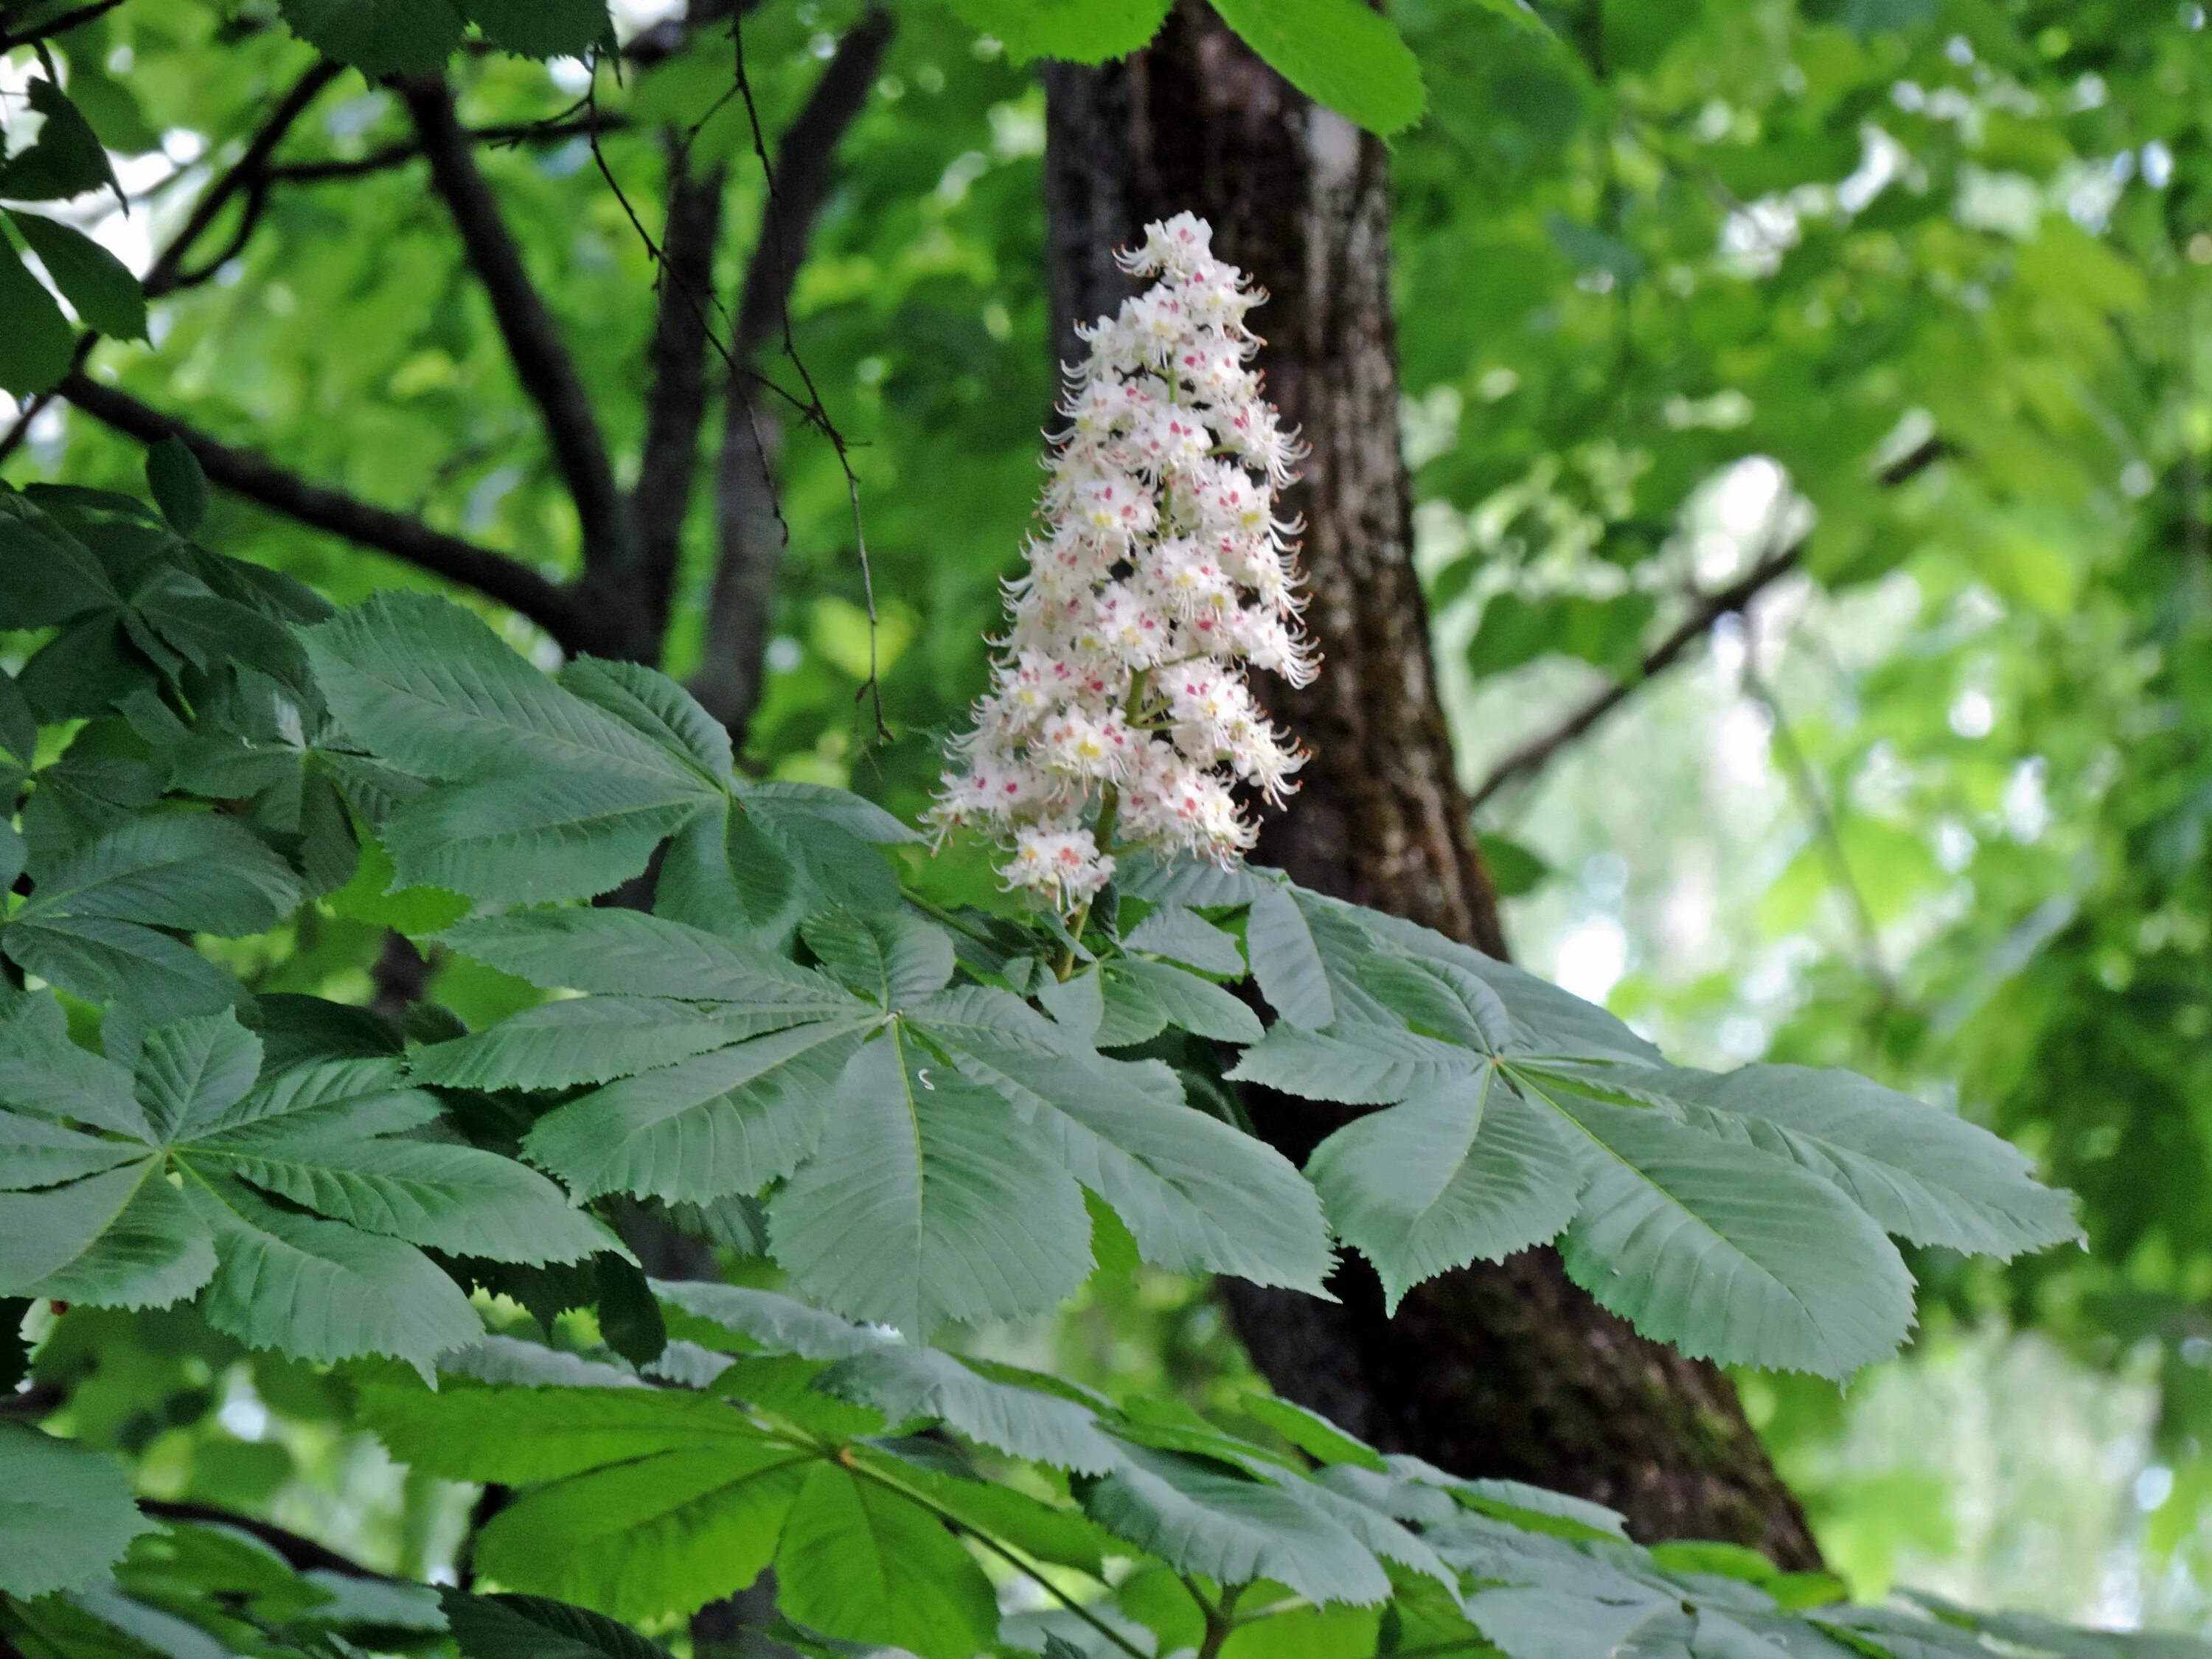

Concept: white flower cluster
[[933, 214, 1315, 910]]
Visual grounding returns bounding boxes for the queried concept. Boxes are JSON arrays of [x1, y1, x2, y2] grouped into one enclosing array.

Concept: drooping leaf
[[0, 229, 77, 396], [1084, 1439, 1393, 1607], [815, 1345, 1122, 1472], [442, 1588, 677, 1659], [1666, 1065, 2081, 1260], [143, 436, 209, 535], [947, 0, 1172, 63], [768, 1028, 1093, 1336], [462, 0, 612, 59], [941, 1038, 1333, 1293], [523, 1018, 873, 1203], [1544, 1091, 1918, 1380], [0, 1424, 155, 1599], [1307, 1070, 1584, 1310], [7, 211, 146, 341], [276, 0, 467, 76], [773, 1461, 1001, 1659], [1206, 0, 1426, 136]]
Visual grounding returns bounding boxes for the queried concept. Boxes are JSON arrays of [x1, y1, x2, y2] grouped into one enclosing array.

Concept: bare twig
[[261, 114, 627, 184], [1467, 435, 1950, 811], [695, 6, 891, 737], [727, 7, 892, 739], [397, 74, 639, 623], [57, 372, 591, 647]]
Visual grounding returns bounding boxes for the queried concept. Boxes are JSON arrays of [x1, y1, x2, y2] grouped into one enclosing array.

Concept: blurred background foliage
[[7, 0, 2212, 1635]]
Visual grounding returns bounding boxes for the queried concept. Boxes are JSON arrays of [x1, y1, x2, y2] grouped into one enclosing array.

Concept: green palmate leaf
[[774, 1461, 1001, 1659], [801, 908, 956, 1008], [768, 1027, 1093, 1336], [7, 212, 146, 341], [443, 1590, 676, 1659], [1105, 956, 1263, 1045], [462, 0, 611, 58], [0, 1424, 156, 1599], [437, 908, 846, 1005], [382, 764, 715, 902], [1230, 1020, 1481, 1105], [476, 1441, 811, 1622], [939, 1037, 1333, 1293], [360, 1380, 773, 1484], [1085, 1439, 1393, 1606], [302, 591, 698, 784], [1124, 902, 1245, 975], [558, 655, 732, 780], [133, 1011, 261, 1142], [0, 1161, 216, 1307], [0, 231, 82, 395], [1542, 1091, 1918, 1380], [523, 1018, 874, 1203], [1665, 1065, 2081, 1259], [408, 996, 776, 1091], [16, 812, 303, 936], [1, 914, 243, 1020], [948, 0, 1172, 62], [182, 1172, 482, 1370], [1206, 0, 1426, 136], [276, 0, 467, 75], [655, 1279, 883, 1361], [855, 1446, 1114, 1573], [143, 436, 208, 534], [1307, 1069, 1585, 1310], [0, 80, 120, 203], [1242, 1394, 1388, 1474], [208, 1134, 613, 1262], [815, 1346, 1123, 1472]]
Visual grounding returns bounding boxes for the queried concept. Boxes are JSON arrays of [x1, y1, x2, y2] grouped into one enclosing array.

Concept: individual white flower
[[931, 215, 1315, 911]]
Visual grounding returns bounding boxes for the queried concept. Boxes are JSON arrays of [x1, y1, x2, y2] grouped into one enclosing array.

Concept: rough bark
[[1043, 2, 1821, 1565]]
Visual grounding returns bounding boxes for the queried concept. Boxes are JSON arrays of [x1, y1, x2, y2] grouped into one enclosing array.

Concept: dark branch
[[261, 114, 630, 185], [395, 75, 637, 601], [145, 60, 347, 300], [0, 0, 126, 50], [631, 149, 728, 630], [1466, 436, 1950, 813], [139, 1500, 393, 1581], [58, 372, 591, 647]]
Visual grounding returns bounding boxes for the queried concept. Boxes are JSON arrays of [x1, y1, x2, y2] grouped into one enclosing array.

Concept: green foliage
[[1205, 0, 1427, 138], [7, 0, 2204, 1635], [0, 1424, 153, 1599]]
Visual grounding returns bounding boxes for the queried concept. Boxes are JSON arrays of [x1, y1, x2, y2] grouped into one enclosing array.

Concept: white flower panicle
[[932, 214, 1315, 909]]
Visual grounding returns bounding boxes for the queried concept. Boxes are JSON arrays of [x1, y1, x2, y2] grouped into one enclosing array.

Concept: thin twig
[[1466, 434, 1950, 812], [728, 10, 889, 739], [1740, 616, 1894, 998]]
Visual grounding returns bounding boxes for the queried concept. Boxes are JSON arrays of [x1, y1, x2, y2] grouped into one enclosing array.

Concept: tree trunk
[[1043, 2, 1822, 1566]]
